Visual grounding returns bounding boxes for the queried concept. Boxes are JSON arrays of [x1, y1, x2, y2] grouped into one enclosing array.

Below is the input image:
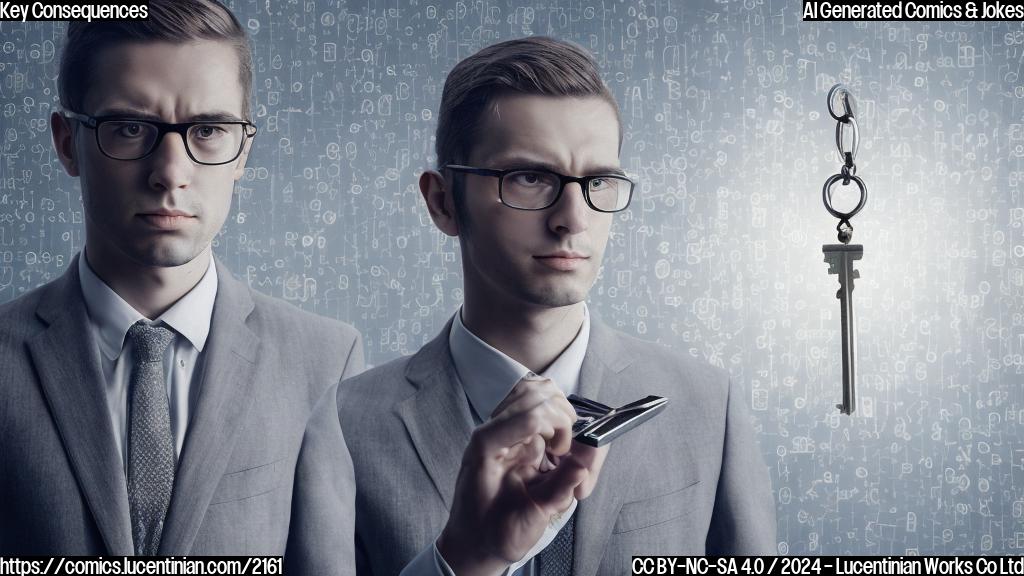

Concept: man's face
[[58, 40, 250, 268], [456, 94, 620, 309]]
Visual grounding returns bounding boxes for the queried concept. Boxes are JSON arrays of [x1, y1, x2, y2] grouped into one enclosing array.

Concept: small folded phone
[[568, 394, 669, 447]]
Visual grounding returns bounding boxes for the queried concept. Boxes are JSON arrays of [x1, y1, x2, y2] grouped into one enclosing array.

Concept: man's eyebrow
[[94, 108, 163, 121], [490, 156, 625, 176], [589, 166, 627, 176], [189, 112, 247, 122], [92, 108, 245, 123]]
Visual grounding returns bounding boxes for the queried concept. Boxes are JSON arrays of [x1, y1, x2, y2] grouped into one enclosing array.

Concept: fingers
[[467, 376, 576, 465], [570, 443, 610, 500], [546, 411, 575, 460], [505, 433, 545, 475], [526, 453, 587, 513], [492, 376, 576, 427], [568, 440, 604, 468], [490, 373, 545, 416], [468, 407, 553, 464]]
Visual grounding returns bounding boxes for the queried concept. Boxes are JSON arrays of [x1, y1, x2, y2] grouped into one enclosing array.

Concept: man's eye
[[194, 125, 226, 139], [117, 123, 145, 137], [510, 172, 546, 186], [590, 178, 607, 189]]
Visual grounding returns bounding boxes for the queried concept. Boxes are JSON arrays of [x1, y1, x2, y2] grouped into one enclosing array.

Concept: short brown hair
[[58, 0, 253, 120], [435, 35, 620, 169]]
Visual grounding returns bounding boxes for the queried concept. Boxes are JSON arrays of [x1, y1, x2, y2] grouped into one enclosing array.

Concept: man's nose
[[147, 131, 195, 192], [547, 181, 591, 235]]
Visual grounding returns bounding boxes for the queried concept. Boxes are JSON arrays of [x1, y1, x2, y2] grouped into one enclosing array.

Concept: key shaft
[[823, 244, 862, 415]]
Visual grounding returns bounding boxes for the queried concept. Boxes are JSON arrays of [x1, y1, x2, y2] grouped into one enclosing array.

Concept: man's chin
[[517, 283, 591, 309], [125, 243, 203, 269]]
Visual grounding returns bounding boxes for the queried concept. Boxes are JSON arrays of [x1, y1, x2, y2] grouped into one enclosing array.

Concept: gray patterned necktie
[[536, 512, 575, 576], [126, 321, 177, 556]]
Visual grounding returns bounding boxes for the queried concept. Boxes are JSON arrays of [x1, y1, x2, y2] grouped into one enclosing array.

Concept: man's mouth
[[137, 209, 196, 230], [533, 251, 589, 271]]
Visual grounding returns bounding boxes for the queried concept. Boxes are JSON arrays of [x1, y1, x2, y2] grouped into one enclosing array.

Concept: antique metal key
[[821, 84, 868, 415], [822, 244, 862, 415]]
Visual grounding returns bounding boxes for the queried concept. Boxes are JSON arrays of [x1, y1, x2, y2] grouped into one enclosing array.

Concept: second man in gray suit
[[339, 36, 777, 575]]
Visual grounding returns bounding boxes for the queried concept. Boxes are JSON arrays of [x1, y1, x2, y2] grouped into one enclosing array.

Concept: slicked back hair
[[436, 35, 620, 170], [58, 0, 253, 120]]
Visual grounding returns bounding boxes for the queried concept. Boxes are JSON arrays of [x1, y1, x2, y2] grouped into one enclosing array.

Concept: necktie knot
[[128, 321, 175, 363]]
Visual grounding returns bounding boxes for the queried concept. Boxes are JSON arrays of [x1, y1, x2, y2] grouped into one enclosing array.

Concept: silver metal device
[[568, 394, 669, 447]]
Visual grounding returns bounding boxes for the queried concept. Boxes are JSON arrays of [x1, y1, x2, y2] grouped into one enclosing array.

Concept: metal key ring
[[827, 83, 857, 122], [822, 173, 868, 221]]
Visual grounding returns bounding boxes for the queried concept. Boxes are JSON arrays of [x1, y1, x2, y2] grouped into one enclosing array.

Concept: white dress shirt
[[78, 250, 218, 472], [407, 305, 591, 576]]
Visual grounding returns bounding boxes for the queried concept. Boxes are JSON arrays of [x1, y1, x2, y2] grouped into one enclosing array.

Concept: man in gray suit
[[339, 36, 776, 576], [0, 1, 363, 571]]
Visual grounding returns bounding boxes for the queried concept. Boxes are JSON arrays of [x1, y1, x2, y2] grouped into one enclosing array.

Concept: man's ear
[[51, 112, 79, 177], [232, 133, 253, 181], [419, 169, 459, 237]]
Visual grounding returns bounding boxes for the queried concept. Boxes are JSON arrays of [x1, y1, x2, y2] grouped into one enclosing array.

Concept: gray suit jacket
[[339, 316, 776, 576], [0, 254, 364, 575]]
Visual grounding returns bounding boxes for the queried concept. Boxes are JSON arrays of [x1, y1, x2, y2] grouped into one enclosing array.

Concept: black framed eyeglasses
[[61, 110, 257, 165], [443, 164, 635, 213]]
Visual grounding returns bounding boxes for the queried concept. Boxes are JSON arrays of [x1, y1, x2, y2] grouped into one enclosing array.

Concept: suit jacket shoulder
[[0, 277, 54, 344], [242, 286, 364, 386], [589, 322, 733, 435], [0, 278, 59, 442], [338, 354, 416, 412]]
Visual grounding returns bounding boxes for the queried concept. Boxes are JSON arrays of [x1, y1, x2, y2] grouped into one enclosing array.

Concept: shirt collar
[[78, 250, 218, 360], [448, 304, 590, 421]]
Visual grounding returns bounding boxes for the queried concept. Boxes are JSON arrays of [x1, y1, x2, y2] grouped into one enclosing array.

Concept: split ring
[[822, 173, 868, 221]]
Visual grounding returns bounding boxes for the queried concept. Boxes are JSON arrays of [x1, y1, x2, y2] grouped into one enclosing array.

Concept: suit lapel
[[158, 258, 261, 554], [396, 318, 475, 510], [28, 255, 134, 555], [573, 319, 640, 576]]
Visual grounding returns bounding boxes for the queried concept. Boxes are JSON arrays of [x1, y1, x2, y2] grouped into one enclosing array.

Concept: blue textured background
[[1, 0, 1022, 555]]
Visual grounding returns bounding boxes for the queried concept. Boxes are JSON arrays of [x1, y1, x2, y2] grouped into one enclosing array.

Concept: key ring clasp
[[827, 83, 857, 123]]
